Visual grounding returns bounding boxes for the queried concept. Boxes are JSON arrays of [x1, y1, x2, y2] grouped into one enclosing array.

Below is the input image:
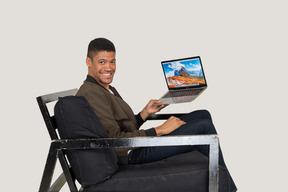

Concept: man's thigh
[[129, 110, 214, 164], [128, 144, 195, 164]]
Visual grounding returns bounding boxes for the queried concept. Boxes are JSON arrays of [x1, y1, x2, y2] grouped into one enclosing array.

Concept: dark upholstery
[[54, 96, 119, 187], [54, 95, 230, 192], [84, 150, 230, 192]]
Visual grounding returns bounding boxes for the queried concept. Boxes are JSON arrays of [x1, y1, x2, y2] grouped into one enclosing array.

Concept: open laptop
[[157, 56, 207, 105]]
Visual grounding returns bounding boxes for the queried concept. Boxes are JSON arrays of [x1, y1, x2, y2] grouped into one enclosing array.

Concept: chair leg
[[39, 148, 58, 192], [208, 137, 219, 192], [57, 150, 78, 192], [48, 173, 66, 192]]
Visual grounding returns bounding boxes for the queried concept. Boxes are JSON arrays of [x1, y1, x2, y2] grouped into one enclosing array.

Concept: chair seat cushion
[[83, 150, 230, 192]]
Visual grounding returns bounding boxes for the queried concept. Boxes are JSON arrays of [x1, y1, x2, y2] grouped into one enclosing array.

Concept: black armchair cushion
[[83, 150, 230, 192], [54, 96, 119, 187]]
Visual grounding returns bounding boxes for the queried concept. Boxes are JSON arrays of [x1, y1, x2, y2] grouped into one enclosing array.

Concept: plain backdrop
[[1, 0, 287, 191]]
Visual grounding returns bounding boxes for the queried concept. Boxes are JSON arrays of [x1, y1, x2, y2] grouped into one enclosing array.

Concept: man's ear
[[86, 57, 92, 67]]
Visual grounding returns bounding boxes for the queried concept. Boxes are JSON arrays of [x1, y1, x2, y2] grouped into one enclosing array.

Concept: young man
[[76, 38, 237, 192]]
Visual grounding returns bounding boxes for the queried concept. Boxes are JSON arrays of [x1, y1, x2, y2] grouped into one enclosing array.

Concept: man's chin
[[100, 79, 113, 85]]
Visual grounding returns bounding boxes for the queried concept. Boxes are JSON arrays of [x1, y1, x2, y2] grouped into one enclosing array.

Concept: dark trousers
[[128, 110, 237, 192]]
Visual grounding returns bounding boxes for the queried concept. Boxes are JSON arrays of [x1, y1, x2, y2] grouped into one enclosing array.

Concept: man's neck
[[86, 75, 110, 90], [85, 75, 122, 99]]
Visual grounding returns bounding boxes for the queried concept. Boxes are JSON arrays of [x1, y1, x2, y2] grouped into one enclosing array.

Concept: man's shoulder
[[77, 81, 105, 97]]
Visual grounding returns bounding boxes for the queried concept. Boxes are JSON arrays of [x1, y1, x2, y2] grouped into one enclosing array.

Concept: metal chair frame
[[37, 89, 219, 192]]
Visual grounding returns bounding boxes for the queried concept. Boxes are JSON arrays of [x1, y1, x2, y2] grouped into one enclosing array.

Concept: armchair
[[37, 89, 229, 192]]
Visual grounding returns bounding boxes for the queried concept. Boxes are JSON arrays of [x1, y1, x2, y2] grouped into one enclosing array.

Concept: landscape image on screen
[[162, 58, 206, 88]]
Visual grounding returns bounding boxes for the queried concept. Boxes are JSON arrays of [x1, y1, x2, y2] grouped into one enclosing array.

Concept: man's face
[[87, 51, 116, 89]]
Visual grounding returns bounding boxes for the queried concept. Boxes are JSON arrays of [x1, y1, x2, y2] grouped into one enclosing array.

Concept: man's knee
[[200, 118, 217, 134], [190, 109, 212, 120], [198, 109, 211, 116]]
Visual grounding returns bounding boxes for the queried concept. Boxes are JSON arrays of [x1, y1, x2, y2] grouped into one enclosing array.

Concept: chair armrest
[[147, 113, 188, 120], [52, 135, 217, 150], [52, 135, 219, 192]]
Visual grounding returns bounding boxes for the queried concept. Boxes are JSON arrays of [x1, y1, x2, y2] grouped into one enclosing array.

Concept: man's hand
[[154, 116, 186, 136], [140, 100, 168, 121]]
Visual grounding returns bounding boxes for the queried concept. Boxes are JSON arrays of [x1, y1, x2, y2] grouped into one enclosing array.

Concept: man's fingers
[[170, 116, 186, 125]]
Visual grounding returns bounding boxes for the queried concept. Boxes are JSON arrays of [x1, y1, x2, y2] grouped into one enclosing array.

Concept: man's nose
[[104, 63, 113, 71]]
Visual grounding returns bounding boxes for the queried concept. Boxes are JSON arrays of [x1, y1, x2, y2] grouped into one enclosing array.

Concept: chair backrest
[[37, 89, 119, 190], [37, 89, 79, 192], [37, 89, 78, 140]]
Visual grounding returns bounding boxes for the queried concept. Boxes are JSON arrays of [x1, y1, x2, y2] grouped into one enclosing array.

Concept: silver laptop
[[158, 56, 207, 105]]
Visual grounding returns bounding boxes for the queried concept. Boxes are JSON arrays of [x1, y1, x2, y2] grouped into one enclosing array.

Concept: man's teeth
[[102, 73, 111, 76]]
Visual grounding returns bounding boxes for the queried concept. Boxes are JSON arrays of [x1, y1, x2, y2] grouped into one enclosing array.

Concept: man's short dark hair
[[87, 38, 116, 59]]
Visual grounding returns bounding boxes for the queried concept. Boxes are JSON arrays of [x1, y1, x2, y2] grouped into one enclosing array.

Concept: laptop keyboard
[[163, 89, 203, 98]]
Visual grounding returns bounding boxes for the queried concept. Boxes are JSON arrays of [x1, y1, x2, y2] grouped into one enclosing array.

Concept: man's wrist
[[140, 110, 149, 121], [145, 128, 157, 136], [154, 126, 163, 136]]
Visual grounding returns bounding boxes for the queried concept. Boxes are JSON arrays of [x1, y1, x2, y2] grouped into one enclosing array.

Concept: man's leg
[[129, 110, 214, 163], [128, 110, 237, 191]]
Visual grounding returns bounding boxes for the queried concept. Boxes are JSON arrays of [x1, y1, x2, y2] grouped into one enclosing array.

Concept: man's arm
[[154, 116, 186, 136], [135, 113, 146, 127], [77, 85, 155, 138], [139, 100, 168, 121], [139, 100, 186, 136]]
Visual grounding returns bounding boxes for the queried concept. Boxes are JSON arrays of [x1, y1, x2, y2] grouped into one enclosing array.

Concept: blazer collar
[[85, 75, 122, 99]]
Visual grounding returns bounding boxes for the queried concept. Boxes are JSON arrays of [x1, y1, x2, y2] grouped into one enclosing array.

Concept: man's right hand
[[154, 116, 186, 136], [140, 100, 168, 121]]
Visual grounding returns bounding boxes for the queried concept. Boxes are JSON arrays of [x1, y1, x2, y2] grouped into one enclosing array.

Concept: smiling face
[[86, 51, 116, 90]]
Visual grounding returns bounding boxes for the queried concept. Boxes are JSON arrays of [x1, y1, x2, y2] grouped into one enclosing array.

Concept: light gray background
[[1, 0, 287, 191]]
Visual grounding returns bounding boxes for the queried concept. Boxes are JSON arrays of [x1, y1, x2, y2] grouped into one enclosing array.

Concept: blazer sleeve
[[77, 85, 156, 138]]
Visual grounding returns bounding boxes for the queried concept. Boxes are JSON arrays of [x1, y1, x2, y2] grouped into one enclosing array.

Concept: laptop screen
[[161, 56, 207, 90]]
